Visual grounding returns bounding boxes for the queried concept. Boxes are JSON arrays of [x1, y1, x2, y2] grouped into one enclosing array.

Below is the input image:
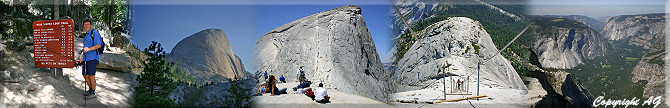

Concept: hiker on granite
[[256, 79, 266, 93], [314, 83, 330, 103], [279, 75, 286, 83], [457, 79, 462, 90], [293, 87, 306, 94], [297, 66, 307, 82], [293, 87, 315, 100], [305, 88, 315, 100], [292, 81, 311, 91], [76, 19, 103, 98], [263, 75, 287, 96]]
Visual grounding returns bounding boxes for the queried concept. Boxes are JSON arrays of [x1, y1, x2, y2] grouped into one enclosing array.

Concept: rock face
[[254, 5, 391, 102], [391, 0, 439, 34], [393, 17, 526, 91], [530, 17, 606, 69], [602, 13, 666, 104], [544, 70, 594, 107], [632, 51, 666, 98], [602, 13, 665, 49], [168, 29, 246, 83], [631, 45, 665, 108]]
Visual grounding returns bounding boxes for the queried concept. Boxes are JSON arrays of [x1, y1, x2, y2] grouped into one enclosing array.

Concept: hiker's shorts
[[82, 60, 98, 75]]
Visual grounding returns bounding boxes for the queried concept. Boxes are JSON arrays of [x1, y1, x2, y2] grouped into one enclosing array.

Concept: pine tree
[[222, 80, 253, 108], [133, 41, 176, 107]]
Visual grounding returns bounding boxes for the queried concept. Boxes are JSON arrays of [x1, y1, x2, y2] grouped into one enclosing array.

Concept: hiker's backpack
[[299, 68, 305, 76], [88, 30, 105, 55]]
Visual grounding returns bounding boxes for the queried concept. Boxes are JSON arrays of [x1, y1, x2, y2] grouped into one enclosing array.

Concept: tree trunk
[[54, 0, 59, 20], [65, 0, 71, 18], [108, 0, 114, 30], [151, 83, 154, 95]]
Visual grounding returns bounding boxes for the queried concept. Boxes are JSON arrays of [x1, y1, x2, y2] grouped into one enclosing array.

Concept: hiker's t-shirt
[[315, 87, 327, 101], [259, 88, 266, 93], [83, 29, 102, 61]]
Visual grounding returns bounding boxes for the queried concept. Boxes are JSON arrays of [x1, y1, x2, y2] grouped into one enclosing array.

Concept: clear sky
[[130, 1, 392, 72], [529, 0, 666, 18]]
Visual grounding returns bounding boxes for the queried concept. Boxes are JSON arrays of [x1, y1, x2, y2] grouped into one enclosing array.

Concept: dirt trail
[[0, 51, 136, 107]]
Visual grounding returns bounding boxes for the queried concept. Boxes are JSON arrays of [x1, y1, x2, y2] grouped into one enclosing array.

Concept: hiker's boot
[[82, 89, 93, 96], [85, 91, 97, 99]]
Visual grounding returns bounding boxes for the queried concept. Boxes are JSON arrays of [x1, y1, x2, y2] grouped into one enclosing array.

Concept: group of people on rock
[[256, 66, 330, 103]]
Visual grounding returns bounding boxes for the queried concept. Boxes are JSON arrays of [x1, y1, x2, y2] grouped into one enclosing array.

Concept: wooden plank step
[[434, 95, 487, 103]]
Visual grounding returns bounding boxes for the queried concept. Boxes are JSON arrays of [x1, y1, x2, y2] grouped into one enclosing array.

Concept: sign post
[[32, 19, 75, 78]]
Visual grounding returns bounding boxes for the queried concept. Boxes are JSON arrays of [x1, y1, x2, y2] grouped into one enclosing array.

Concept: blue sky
[[529, 0, 666, 18], [131, 3, 392, 71]]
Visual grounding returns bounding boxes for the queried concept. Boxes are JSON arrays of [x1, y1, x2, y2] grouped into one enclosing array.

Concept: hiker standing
[[297, 66, 306, 83], [76, 19, 103, 98], [457, 79, 462, 90]]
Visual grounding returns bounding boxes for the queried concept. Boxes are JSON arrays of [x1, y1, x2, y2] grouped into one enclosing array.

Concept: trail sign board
[[32, 19, 75, 68]]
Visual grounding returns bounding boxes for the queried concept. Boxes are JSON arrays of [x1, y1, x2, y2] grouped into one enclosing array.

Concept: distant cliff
[[603, 13, 666, 104], [530, 17, 607, 69], [602, 13, 665, 49], [168, 29, 247, 83]]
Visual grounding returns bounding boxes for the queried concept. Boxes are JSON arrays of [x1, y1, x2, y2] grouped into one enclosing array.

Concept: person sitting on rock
[[314, 83, 330, 103], [257, 82, 266, 93], [255, 79, 263, 92], [251, 84, 266, 96], [263, 75, 287, 96], [279, 75, 286, 83], [293, 81, 311, 91]]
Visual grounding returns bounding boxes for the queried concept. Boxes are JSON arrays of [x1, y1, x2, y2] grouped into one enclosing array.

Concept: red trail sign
[[32, 19, 75, 68]]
